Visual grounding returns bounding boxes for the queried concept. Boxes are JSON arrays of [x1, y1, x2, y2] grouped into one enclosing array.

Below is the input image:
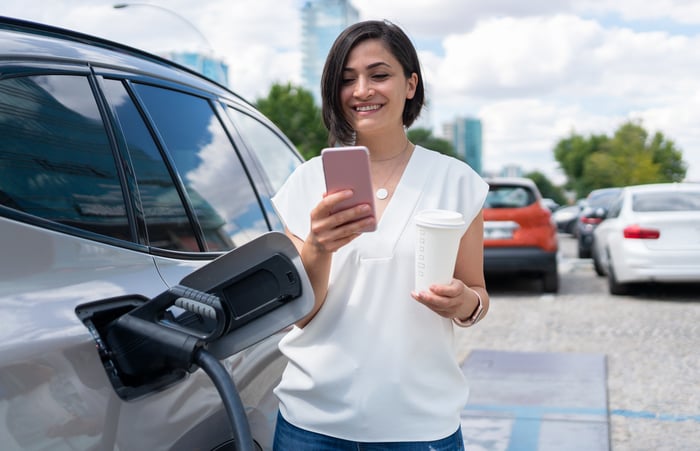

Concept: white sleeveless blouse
[[271, 146, 488, 441]]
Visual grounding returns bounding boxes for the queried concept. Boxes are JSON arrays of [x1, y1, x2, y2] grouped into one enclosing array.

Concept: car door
[[97, 73, 301, 450], [0, 69, 177, 450]]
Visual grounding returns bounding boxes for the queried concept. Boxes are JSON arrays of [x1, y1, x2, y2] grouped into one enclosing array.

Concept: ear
[[406, 72, 418, 100]]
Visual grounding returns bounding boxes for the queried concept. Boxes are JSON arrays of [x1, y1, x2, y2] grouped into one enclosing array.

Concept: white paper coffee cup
[[414, 209, 467, 292]]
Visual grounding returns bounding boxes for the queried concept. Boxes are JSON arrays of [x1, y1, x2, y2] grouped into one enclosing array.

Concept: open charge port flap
[[218, 253, 301, 324]]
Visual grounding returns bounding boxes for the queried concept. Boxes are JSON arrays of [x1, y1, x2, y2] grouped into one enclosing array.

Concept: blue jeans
[[273, 411, 465, 451]]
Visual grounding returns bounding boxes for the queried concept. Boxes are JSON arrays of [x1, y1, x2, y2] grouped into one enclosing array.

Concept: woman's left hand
[[411, 279, 471, 319]]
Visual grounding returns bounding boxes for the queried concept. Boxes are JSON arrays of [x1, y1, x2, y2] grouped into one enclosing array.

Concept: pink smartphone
[[321, 146, 377, 232]]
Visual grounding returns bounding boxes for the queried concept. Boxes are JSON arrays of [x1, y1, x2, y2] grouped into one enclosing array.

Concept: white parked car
[[592, 183, 700, 295]]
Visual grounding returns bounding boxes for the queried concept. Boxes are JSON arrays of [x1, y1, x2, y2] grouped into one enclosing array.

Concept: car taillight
[[581, 216, 602, 225], [623, 225, 660, 239]]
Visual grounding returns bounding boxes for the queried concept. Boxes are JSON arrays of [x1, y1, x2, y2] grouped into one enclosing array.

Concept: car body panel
[[0, 17, 233, 98], [483, 247, 557, 273]]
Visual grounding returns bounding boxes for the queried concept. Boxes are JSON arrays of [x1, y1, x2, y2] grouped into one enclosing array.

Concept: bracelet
[[452, 287, 484, 327]]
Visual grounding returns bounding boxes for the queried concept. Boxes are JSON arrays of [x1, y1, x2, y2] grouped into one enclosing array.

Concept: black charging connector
[[104, 286, 255, 451]]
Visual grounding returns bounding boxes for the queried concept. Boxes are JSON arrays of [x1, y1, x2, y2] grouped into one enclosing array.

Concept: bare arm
[[411, 209, 490, 324], [286, 189, 377, 328]]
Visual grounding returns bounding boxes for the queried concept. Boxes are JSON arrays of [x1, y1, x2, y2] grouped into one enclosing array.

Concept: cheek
[[340, 85, 353, 104]]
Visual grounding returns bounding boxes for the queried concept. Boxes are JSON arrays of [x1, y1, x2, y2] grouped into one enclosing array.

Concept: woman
[[271, 19, 489, 450]]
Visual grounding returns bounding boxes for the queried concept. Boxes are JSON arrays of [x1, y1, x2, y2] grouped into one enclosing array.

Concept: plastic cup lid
[[414, 209, 466, 229]]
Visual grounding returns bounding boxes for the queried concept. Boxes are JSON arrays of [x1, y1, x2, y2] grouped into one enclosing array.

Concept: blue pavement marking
[[610, 409, 700, 423], [460, 349, 610, 451], [506, 416, 539, 451]]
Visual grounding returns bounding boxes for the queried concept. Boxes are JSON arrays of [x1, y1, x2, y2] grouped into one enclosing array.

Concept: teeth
[[356, 105, 380, 112]]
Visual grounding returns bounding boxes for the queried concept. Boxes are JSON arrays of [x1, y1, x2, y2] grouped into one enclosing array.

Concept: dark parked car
[[552, 204, 582, 235], [0, 16, 309, 450], [483, 177, 559, 293], [576, 187, 622, 258]]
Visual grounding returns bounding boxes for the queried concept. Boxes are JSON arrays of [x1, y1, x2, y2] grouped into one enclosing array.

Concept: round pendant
[[376, 188, 388, 200]]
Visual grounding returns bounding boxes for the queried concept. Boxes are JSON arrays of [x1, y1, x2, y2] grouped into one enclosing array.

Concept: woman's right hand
[[290, 190, 375, 328], [306, 189, 376, 254]]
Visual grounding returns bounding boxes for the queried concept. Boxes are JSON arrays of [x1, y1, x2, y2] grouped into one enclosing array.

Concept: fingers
[[411, 279, 464, 318], [307, 190, 376, 253]]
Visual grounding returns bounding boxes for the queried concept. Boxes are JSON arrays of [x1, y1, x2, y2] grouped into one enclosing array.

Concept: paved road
[[455, 234, 700, 451]]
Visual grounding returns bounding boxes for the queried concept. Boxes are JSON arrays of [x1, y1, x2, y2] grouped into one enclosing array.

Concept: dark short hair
[[321, 20, 426, 145]]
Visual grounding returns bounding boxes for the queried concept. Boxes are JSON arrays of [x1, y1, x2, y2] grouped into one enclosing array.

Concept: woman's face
[[340, 39, 417, 138]]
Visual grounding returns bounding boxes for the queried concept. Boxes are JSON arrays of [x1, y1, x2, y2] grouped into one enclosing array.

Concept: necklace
[[374, 139, 411, 200]]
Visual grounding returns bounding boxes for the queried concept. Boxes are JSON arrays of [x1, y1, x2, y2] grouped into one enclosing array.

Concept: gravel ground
[[455, 235, 700, 451]]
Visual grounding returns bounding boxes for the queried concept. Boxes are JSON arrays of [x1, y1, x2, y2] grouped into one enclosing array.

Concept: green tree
[[525, 171, 567, 206], [407, 127, 456, 157], [553, 131, 608, 197], [648, 131, 687, 182], [255, 83, 328, 160], [553, 120, 687, 198]]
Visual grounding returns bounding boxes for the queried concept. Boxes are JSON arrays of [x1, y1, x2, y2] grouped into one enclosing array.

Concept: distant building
[[165, 51, 229, 86], [500, 164, 524, 178], [442, 117, 483, 174], [301, 0, 359, 103]]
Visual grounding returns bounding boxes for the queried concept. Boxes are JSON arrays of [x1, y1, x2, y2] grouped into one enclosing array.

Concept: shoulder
[[273, 155, 324, 203], [415, 146, 483, 180], [282, 155, 323, 187], [294, 155, 323, 175], [415, 145, 489, 203]]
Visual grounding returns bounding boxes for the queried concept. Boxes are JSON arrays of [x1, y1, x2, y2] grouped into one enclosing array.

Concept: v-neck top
[[271, 146, 488, 441]]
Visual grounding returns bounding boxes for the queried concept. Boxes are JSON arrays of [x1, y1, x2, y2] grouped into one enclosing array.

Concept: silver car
[[592, 183, 700, 295], [0, 16, 308, 450]]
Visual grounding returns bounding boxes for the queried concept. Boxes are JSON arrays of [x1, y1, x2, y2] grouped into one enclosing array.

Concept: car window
[[632, 191, 700, 212], [485, 186, 535, 208], [132, 83, 268, 251], [587, 189, 621, 208], [102, 78, 199, 251], [0, 74, 130, 240], [226, 107, 301, 193], [607, 196, 623, 218]]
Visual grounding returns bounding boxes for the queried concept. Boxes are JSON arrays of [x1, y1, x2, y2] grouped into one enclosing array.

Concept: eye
[[341, 77, 355, 85], [372, 73, 389, 80]]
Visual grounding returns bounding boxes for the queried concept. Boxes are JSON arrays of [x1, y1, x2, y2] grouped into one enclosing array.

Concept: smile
[[355, 104, 381, 112]]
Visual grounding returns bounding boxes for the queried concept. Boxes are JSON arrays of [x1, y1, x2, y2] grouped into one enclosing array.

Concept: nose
[[353, 76, 373, 98]]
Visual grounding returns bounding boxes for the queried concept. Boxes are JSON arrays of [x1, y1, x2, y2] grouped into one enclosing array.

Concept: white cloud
[[1, 0, 699, 182], [574, 0, 700, 24], [435, 15, 603, 98], [424, 12, 700, 181]]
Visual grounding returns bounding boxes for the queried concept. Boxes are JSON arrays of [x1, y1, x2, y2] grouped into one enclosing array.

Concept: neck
[[357, 130, 410, 162]]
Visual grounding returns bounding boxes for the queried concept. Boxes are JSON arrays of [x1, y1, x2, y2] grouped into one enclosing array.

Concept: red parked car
[[483, 177, 559, 293]]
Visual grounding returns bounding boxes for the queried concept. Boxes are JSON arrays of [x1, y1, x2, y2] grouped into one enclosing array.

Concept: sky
[[2, 0, 700, 184]]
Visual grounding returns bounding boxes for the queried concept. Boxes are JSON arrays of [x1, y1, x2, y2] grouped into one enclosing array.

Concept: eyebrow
[[342, 62, 392, 72]]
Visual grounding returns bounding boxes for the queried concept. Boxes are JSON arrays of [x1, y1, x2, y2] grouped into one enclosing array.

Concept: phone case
[[321, 146, 377, 232]]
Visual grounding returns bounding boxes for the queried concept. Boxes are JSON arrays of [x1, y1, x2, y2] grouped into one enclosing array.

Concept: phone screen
[[321, 146, 376, 232]]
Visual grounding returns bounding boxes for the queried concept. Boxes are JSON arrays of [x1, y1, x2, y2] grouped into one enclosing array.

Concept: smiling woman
[[270, 19, 490, 450]]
